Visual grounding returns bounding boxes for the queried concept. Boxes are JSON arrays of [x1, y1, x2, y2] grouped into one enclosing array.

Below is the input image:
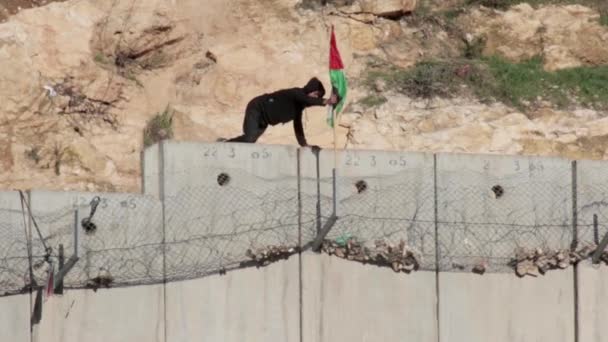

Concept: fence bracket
[[310, 214, 338, 252], [592, 214, 608, 264]]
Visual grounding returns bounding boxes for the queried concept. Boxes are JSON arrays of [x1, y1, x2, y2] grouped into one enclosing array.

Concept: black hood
[[302, 77, 325, 97]]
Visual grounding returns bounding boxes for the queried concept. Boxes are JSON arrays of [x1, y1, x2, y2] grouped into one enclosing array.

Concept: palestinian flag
[[327, 26, 347, 128]]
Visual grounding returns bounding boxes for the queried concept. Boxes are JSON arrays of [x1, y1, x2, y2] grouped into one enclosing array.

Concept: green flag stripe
[[330, 69, 347, 113], [328, 69, 347, 127]]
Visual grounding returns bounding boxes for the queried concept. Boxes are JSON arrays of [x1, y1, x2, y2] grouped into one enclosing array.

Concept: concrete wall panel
[[165, 257, 299, 342], [300, 148, 438, 342], [436, 153, 572, 272], [302, 253, 437, 342], [576, 160, 608, 342], [439, 271, 575, 342], [0, 191, 31, 342], [161, 142, 300, 342], [35, 285, 164, 342], [28, 191, 165, 342]]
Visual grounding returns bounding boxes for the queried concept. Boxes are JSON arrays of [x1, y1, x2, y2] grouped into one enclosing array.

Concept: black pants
[[227, 100, 268, 143]]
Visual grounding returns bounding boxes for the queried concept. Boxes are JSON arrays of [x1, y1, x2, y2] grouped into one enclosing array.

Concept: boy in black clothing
[[223, 77, 337, 147]]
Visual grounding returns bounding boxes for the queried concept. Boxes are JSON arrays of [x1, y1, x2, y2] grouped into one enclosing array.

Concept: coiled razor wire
[[0, 163, 605, 296]]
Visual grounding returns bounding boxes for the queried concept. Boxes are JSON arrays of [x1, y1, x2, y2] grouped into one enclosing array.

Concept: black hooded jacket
[[250, 78, 327, 146]]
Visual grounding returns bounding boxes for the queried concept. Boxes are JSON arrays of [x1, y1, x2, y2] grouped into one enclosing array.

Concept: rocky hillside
[[0, 0, 607, 192]]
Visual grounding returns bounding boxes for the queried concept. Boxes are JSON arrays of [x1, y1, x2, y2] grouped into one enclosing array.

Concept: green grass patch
[[363, 55, 608, 110], [94, 52, 110, 65], [143, 106, 174, 147], [481, 56, 608, 109], [364, 59, 462, 100], [359, 94, 388, 108], [464, 0, 608, 15], [600, 10, 608, 26]]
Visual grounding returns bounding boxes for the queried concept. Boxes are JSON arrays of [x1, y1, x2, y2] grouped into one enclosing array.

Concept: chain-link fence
[[163, 167, 301, 282], [316, 171, 436, 271], [27, 194, 164, 290], [436, 165, 573, 272], [3, 157, 608, 296], [0, 207, 30, 296], [576, 163, 608, 247]]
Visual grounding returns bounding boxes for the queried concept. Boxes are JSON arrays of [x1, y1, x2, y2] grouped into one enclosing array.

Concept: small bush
[[400, 61, 460, 99], [94, 52, 110, 65], [465, 0, 517, 9], [359, 95, 388, 108], [600, 10, 608, 26], [364, 60, 461, 100], [463, 36, 486, 59], [143, 106, 173, 147], [298, 0, 354, 9]]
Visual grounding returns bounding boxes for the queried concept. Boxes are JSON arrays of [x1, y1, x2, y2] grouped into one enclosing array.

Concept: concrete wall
[[7, 141, 608, 342], [302, 253, 437, 342], [165, 257, 299, 342], [28, 190, 165, 342], [576, 160, 608, 342], [436, 153, 575, 342], [158, 141, 300, 342], [0, 191, 31, 342], [300, 148, 438, 342], [35, 286, 164, 342]]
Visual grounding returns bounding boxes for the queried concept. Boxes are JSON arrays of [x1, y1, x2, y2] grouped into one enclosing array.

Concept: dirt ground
[[0, 0, 67, 23]]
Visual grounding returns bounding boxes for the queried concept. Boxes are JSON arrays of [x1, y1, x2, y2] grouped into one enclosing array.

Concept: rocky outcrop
[[358, 0, 417, 17], [0, 0, 607, 192], [459, 4, 608, 70], [343, 93, 608, 160]]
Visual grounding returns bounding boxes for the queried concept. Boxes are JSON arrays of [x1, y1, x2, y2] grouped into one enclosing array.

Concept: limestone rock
[[458, 4, 608, 70], [358, 0, 417, 17]]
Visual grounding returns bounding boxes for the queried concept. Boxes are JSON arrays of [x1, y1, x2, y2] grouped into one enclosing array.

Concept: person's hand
[[306, 144, 321, 154], [329, 93, 338, 105], [324, 94, 338, 106]]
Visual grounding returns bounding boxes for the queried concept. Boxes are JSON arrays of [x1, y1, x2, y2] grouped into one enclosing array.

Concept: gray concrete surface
[[576, 159, 608, 243], [142, 142, 161, 199], [302, 252, 437, 342], [0, 191, 31, 342], [576, 160, 608, 342], [160, 141, 300, 279], [2, 143, 603, 342], [577, 260, 608, 342], [28, 191, 165, 342], [165, 257, 299, 342], [34, 285, 164, 342], [28, 190, 164, 286], [0, 294, 30, 342], [299, 148, 437, 342], [436, 153, 573, 271], [315, 149, 435, 267], [439, 270, 575, 342], [161, 141, 301, 341]]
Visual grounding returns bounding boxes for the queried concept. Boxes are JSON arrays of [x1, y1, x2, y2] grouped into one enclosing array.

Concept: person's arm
[[293, 112, 307, 146], [294, 90, 336, 107]]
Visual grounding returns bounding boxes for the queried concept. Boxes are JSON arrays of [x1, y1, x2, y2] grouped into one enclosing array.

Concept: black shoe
[[216, 137, 227, 142]]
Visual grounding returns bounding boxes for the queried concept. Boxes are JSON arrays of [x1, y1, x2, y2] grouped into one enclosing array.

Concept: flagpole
[[333, 107, 337, 169]]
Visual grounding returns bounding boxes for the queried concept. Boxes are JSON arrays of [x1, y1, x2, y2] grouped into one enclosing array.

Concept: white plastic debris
[[43, 85, 57, 97]]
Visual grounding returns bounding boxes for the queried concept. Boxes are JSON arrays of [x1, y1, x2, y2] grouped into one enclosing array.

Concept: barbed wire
[[0, 208, 30, 296], [163, 168, 302, 282], [437, 166, 573, 273], [28, 194, 164, 289], [316, 171, 436, 270], [2, 161, 608, 296]]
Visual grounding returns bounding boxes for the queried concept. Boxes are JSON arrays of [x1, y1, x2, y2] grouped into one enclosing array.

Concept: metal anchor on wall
[[81, 196, 101, 234]]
